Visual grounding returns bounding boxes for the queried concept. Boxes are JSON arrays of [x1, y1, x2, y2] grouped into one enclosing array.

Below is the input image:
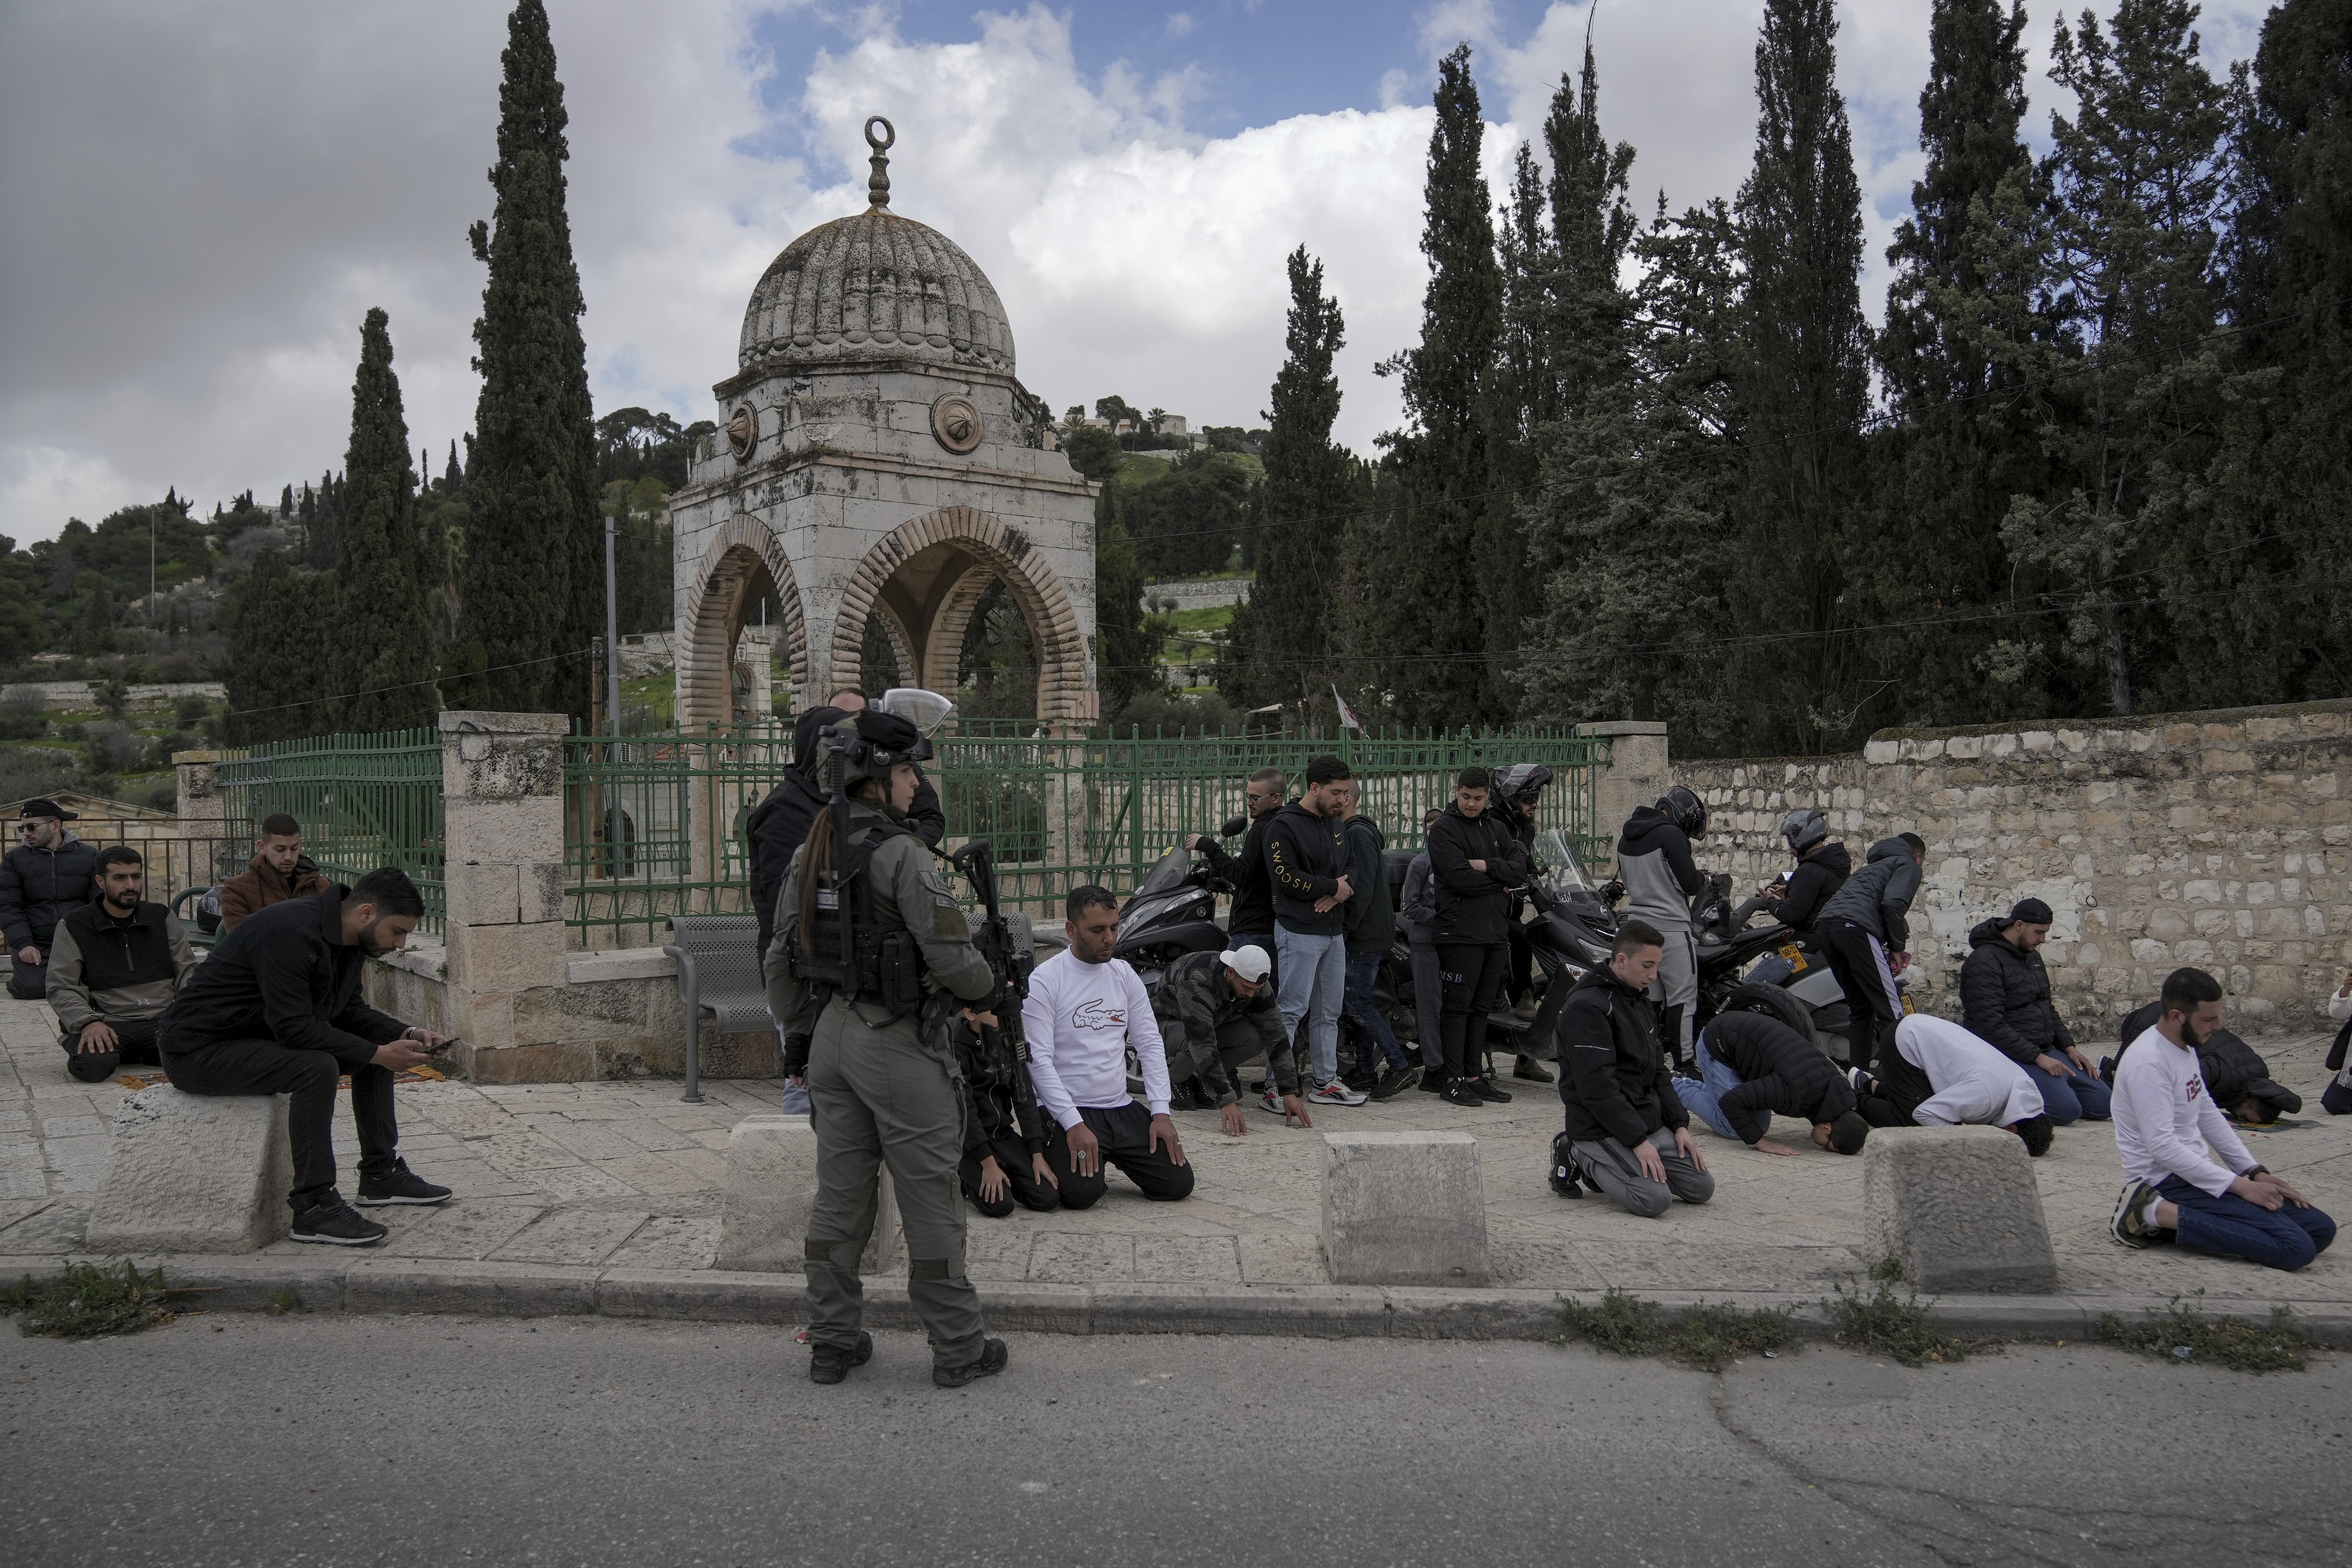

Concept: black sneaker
[[1549, 1133, 1583, 1199], [1440, 1079, 1486, 1108], [1370, 1064, 1421, 1100], [355, 1160, 453, 1206], [1469, 1076, 1513, 1104], [1512, 1056, 1554, 1083], [810, 1331, 874, 1385], [934, 1337, 1010, 1388], [290, 1192, 389, 1246], [1416, 1069, 1447, 1092]]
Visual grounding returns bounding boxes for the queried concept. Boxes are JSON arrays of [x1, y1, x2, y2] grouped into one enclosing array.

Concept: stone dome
[[738, 208, 1016, 376]]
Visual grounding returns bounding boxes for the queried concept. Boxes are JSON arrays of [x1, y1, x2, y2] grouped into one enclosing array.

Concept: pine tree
[[453, 0, 600, 717], [1220, 246, 1351, 712], [1383, 42, 1504, 725], [331, 308, 441, 731], [1093, 491, 1158, 724], [223, 549, 329, 744], [444, 440, 464, 495], [304, 468, 339, 570], [278, 483, 293, 516]]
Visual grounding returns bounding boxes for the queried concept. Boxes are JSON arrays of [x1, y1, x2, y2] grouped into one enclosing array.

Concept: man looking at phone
[[47, 846, 200, 1083], [159, 867, 453, 1246]]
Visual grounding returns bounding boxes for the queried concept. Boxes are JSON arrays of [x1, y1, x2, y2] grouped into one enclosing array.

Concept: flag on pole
[[1332, 684, 1362, 732]]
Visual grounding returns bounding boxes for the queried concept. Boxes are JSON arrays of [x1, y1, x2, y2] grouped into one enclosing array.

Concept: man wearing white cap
[[1149, 944, 1313, 1136], [1851, 1013, 2056, 1156]]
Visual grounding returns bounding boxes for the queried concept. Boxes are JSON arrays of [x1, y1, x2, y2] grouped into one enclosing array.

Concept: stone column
[[1578, 720, 1669, 875], [439, 711, 576, 1083], [173, 748, 227, 828]]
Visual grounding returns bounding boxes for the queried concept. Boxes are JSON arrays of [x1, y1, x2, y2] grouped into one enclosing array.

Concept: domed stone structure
[[666, 116, 1097, 731]]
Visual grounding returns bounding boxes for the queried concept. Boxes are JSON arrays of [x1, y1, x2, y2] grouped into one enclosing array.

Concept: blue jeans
[[2028, 1055, 2111, 1124], [1275, 926, 1347, 1085], [1672, 1029, 1764, 1143], [1344, 950, 1409, 1074], [2156, 1174, 2336, 1272]]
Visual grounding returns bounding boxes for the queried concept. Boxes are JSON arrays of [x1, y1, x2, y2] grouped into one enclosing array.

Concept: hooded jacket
[[1958, 918, 2074, 1065], [746, 705, 943, 959], [1615, 806, 1704, 930], [0, 830, 97, 949], [1817, 837, 1923, 950], [157, 884, 411, 1070], [1339, 814, 1389, 955], [1697, 1011, 1854, 1144], [1775, 841, 1851, 936], [1558, 963, 1687, 1145], [218, 851, 328, 933], [1266, 800, 1349, 936], [1196, 808, 1278, 936], [1426, 802, 1527, 946]]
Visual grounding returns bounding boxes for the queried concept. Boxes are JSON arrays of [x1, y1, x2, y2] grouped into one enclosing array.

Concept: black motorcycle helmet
[[1779, 807, 1829, 855], [1659, 784, 1708, 840], [1493, 763, 1553, 814]]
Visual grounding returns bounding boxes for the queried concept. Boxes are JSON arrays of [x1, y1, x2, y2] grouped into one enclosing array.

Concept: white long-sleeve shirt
[[1021, 948, 1169, 1129], [2328, 986, 2352, 1021], [2112, 1024, 2255, 1197], [1895, 1015, 2045, 1128]]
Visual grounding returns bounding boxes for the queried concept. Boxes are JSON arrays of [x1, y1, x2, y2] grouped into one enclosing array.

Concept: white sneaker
[[1307, 1079, 1367, 1107], [1259, 1088, 1287, 1115]]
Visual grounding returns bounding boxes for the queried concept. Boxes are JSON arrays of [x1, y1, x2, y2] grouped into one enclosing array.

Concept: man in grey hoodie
[[1814, 833, 1926, 1074], [1613, 787, 1709, 1064]]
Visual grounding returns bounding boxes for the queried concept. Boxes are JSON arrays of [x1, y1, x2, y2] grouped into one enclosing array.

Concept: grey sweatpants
[[1645, 925, 1698, 1052], [1570, 1126, 1716, 1218]]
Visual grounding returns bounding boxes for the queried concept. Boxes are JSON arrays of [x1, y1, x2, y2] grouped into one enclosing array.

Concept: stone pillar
[[173, 748, 227, 828], [439, 711, 576, 1083], [1578, 720, 1669, 875]]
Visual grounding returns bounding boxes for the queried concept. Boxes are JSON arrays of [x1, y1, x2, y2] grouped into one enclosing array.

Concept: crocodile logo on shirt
[[1071, 998, 1127, 1031], [2187, 1078, 2202, 1102]]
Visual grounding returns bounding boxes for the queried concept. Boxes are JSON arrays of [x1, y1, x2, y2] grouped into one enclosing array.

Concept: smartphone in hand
[[424, 1036, 459, 1057]]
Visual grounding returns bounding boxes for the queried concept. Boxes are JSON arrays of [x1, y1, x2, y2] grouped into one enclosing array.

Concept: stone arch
[[828, 506, 1090, 723], [918, 566, 1000, 693], [679, 514, 807, 730]]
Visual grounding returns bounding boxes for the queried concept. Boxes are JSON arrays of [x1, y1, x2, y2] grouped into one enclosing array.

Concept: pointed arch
[[678, 513, 806, 730]]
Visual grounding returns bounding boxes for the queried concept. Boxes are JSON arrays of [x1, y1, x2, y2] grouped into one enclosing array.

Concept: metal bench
[[662, 915, 770, 1104]]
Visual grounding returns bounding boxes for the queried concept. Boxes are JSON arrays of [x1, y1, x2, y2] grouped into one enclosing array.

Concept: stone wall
[[1664, 699, 2352, 1034]]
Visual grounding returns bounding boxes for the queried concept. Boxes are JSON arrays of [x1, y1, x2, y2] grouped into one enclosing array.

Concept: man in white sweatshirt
[[2110, 967, 2335, 1270], [1851, 1014, 2056, 1156], [1022, 884, 1195, 1207]]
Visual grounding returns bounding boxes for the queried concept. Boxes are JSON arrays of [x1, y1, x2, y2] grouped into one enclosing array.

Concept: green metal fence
[[212, 729, 447, 933], [562, 725, 1609, 945]]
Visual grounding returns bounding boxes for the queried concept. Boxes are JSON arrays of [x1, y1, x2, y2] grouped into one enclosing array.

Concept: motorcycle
[[1685, 873, 1912, 1066], [1112, 841, 1233, 987]]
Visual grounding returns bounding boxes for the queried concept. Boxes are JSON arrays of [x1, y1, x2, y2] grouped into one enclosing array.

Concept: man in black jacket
[[1554, 919, 1714, 1215], [1337, 785, 1416, 1098], [1191, 766, 1286, 987], [158, 870, 453, 1246], [1813, 833, 1925, 1074], [1960, 897, 2111, 1124], [1, 798, 98, 1000], [1427, 769, 1528, 1108], [1756, 808, 1849, 942], [47, 846, 200, 1083], [1267, 756, 1360, 1106], [1672, 1011, 1869, 1156]]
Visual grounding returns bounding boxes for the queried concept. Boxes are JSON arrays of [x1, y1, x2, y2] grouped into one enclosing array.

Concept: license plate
[[1777, 943, 1802, 962], [1900, 994, 1916, 1017]]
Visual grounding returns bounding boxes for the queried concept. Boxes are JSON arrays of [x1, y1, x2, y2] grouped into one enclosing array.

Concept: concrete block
[[85, 1088, 293, 1255], [1862, 1125, 2057, 1294], [1321, 1129, 1490, 1287], [713, 1115, 900, 1275]]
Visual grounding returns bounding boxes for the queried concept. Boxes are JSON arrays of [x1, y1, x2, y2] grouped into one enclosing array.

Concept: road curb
[[7, 1251, 2348, 1347]]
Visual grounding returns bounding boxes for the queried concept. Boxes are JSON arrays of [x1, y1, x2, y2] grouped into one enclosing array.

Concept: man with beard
[[159, 868, 454, 1246]]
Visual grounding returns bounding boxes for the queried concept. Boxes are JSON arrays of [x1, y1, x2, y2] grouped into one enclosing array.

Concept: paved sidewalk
[[4, 994, 2346, 1310]]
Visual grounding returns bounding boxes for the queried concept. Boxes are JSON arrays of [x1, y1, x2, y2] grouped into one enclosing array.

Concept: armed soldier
[[766, 694, 1011, 1390]]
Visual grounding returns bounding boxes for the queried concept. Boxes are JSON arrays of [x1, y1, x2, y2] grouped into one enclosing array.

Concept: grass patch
[[2096, 1293, 2310, 1373], [1559, 1288, 1799, 1371], [1826, 1278, 1976, 1367], [0, 1260, 186, 1339]]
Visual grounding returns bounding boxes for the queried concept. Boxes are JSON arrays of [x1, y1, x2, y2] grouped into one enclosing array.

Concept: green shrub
[[1825, 1278, 1975, 1367], [2096, 1294, 2309, 1373], [0, 1260, 186, 1339], [1559, 1288, 1799, 1371]]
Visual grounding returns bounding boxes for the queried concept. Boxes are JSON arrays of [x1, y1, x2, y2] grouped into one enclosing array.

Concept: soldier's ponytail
[[798, 774, 883, 953]]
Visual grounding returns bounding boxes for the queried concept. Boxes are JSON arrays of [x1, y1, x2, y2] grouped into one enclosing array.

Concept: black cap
[[2008, 897, 2054, 926], [18, 798, 75, 822]]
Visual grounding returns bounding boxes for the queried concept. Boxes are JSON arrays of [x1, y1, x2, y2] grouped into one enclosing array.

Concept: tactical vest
[[790, 815, 925, 1020]]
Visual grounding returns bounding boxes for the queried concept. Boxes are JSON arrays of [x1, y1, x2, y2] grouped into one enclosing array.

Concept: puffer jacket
[[1958, 918, 2074, 1066], [0, 832, 98, 949], [1699, 1011, 1855, 1143], [1776, 842, 1851, 935], [1557, 964, 1687, 1146], [1816, 837, 1923, 950]]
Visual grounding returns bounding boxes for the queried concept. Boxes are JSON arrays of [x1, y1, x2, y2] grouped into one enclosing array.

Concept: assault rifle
[[949, 838, 1046, 1146]]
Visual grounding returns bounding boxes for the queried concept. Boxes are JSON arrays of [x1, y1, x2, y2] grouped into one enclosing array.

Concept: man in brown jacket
[[219, 814, 326, 933]]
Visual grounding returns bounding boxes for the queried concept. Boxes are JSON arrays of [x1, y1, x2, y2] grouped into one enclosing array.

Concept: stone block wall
[[1665, 699, 2352, 1033]]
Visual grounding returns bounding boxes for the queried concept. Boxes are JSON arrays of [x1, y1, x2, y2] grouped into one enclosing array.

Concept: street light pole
[[603, 513, 622, 737]]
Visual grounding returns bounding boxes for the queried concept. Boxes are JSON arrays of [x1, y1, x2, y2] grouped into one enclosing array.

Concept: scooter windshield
[[1133, 847, 1191, 897], [1532, 829, 1601, 901]]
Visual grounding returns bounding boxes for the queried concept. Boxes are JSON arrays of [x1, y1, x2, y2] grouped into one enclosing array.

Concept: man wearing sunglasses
[[0, 799, 99, 1001]]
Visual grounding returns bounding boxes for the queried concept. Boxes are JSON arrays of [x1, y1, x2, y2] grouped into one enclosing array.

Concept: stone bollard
[[1862, 1124, 2058, 1293], [86, 1088, 294, 1254], [713, 1115, 902, 1274], [1322, 1130, 1491, 1287]]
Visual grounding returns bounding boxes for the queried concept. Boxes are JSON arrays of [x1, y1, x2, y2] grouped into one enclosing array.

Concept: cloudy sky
[[0, 0, 2274, 544]]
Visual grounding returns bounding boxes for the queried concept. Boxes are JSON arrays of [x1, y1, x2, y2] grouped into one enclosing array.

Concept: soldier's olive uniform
[[767, 799, 997, 1372]]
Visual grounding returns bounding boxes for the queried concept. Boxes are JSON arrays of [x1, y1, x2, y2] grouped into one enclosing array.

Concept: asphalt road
[[4, 1313, 2345, 1567]]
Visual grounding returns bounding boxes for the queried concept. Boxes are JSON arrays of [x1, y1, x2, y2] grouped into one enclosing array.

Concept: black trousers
[[1437, 941, 1508, 1080], [163, 1038, 400, 1209], [9, 950, 49, 1001], [1817, 918, 1900, 1074], [61, 1016, 161, 1084], [1043, 1102, 1195, 1208], [1857, 1045, 1933, 1128], [959, 1133, 1062, 1217]]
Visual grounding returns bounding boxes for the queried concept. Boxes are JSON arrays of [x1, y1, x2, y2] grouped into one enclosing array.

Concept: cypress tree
[[453, 0, 600, 717], [223, 548, 329, 744], [444, 440, 464, 495], [1093, 490, 1158, 724], [304, 468, 339, 570], [333, 308, 441, 731], [1384, 42, 1504, 725]]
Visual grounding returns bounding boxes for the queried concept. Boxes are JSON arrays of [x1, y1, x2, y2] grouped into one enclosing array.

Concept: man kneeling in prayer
[[1851, 1014, 2056, 1156], [1671, 1011, 1870, 1157]]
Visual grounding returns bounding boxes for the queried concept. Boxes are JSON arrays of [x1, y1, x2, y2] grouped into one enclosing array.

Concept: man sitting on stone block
[[1150, 944, 1312, 1133], [1671, 1011, 1870, 1157], [1851, 1015, 2056, 1156], [1554, 918, 1713, 1215], [158, 867, 454, 1246], [49, 845, 200, 1083], [1960, 897, 2111, 1124], [2109, 967, 2336, 1271]]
